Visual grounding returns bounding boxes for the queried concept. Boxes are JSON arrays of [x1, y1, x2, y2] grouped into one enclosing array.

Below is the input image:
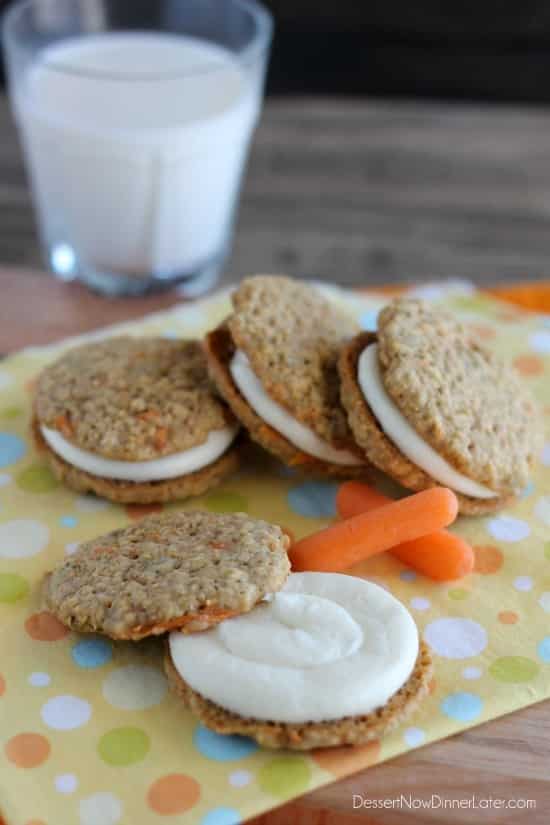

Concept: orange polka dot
[[25, 612, 69, 642], [25, 820, 46, 825], [0, 674, 5, 697], [497, 310, 522, 323], [24, 376, 38, 394], [428, 676, 437, 695], [312, 740, 380, 777], [125, 503, 164, 520], [474, 545, 504, 574], [147, 774, 200, 815], [513, 354, 544, 376], [5, 733, 50, 768], [469, 324, 495, 340], [498, 610, 519, 625]]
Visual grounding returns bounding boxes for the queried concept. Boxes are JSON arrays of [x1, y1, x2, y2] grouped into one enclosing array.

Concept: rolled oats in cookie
[[34, 336, 240, 503], [205, 275, 369, 476], [166, 572, 433, 749], [339, 298, 541, 515], [43, 511, 290, 640]]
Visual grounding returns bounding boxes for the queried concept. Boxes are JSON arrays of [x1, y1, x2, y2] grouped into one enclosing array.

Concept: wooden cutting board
[[1, 266, 549, 825]]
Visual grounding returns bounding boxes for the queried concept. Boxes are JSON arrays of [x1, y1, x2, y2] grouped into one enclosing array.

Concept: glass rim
[[2, 0, 273, 81]]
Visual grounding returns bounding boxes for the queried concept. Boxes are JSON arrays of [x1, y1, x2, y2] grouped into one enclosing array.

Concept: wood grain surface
[[2, 95, 550, 287], [1, 92, 549, 823]]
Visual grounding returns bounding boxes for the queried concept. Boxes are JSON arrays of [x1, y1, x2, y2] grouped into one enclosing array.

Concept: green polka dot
[[258, 756, 311, 799], [205, 491, 248, 513], [448, 588, 469, 600], [98, 726, 150, 766], [0, 573, 29, 603], [544, 542, 550, 561], [489, 656, 540, 683], [1, 406, 23, 420], [16, 463, 59, 493]]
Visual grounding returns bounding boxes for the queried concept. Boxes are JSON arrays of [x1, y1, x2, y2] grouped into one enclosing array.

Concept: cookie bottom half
[[33, 418, 241, 504], [164, 640, 433, 750]]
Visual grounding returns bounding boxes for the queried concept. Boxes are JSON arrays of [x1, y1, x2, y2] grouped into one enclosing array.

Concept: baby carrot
[[289, 487, 458, 573], [336, 481, 474, 581]]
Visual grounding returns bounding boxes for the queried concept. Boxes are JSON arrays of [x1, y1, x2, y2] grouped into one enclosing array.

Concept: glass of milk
[[2, 0, 272, 296]]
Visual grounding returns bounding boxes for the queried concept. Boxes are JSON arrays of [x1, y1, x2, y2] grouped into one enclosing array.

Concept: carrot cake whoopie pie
[[33, 336, 240, 503], [339, 298, 541, 515], [205, 275, 370, 477]]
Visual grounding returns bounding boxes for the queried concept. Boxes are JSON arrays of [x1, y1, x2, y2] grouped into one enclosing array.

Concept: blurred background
[[4, 0, 550, 100], [1, 0, 550, 291]]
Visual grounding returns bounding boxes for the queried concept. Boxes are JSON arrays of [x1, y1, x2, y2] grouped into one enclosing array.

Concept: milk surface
[[14, 32, 259, 279]]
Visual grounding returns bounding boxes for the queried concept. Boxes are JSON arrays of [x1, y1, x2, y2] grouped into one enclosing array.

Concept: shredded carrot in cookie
[[53, 412, 74, 439], [153, 427, 168, 450], [137, 409, 161, 422]]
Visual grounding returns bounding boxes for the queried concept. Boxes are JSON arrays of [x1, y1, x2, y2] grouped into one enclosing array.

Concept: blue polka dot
[[441, 692, 483, 722], [400, 569, 417, 582], [537, 637, 550, 663], [287, 481, 338, 518], [193, 725, 258, 761], [201, 808, 241, 825], [359, 309, 379, 332], [0, 432, 26, 468], [521, 480, 535, 498], [60, 515, 78, 528], [162, 330, 179, 339], [71, 637, 112, 669]]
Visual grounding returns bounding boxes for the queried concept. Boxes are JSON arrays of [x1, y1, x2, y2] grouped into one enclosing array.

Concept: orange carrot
[[289, 487, 458, 573], [336, 481, 474, 581]]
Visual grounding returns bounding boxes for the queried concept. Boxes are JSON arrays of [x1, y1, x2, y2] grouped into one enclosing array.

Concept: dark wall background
[[3, 0, 550, 101]]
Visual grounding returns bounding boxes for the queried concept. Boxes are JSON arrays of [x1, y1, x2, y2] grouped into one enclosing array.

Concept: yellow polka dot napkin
[[0, 286, 549, 825]]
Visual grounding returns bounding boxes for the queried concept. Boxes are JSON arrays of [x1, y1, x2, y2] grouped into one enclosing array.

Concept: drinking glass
[[2, 0, 272, 296]]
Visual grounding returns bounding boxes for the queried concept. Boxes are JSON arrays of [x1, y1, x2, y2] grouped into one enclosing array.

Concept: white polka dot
[[0, 369, 14, 390], [424, 618, 488, 659], [487, 516, 530, 542], [29, 671, 51, 687], [75, 495, 110, 513], [55, 773, 78, 794], [0, 519, 49, 559], [65, 542, 79, 555], [403, 727, 426, 747], [538, 592, 550, 612], [462, 666, 483, 680], [41, 695, 92, 730], [514, 575, 533, 592], [79, 792, 122, 825], [229, 770, 252, 787], [102, 665, 167, 711], [0, 473, 11, 486], [534, 496, 550, 528], [410, 597, 431, 611], [541, 444, 550, 467], [529, 330, 550, 353]]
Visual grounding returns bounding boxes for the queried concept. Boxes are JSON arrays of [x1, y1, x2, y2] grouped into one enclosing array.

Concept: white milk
[[13, 32, 260, 281]]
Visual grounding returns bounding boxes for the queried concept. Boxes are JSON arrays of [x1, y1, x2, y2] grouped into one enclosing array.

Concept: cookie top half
[[43, 511, 291, 640], [376, 298, 539, 494], [35, 337, 234, 461], [227, 275, 359, 448]]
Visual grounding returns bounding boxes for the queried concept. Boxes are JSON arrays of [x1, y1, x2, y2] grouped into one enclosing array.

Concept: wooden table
[[1, 95, 550, 823]]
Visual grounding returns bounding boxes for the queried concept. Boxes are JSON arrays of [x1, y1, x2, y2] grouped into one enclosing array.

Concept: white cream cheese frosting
[[357, 344, 497, 500], [40, 424, 239, 482], [229, 349, 362, 466], [169, 572, 419, 724]]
